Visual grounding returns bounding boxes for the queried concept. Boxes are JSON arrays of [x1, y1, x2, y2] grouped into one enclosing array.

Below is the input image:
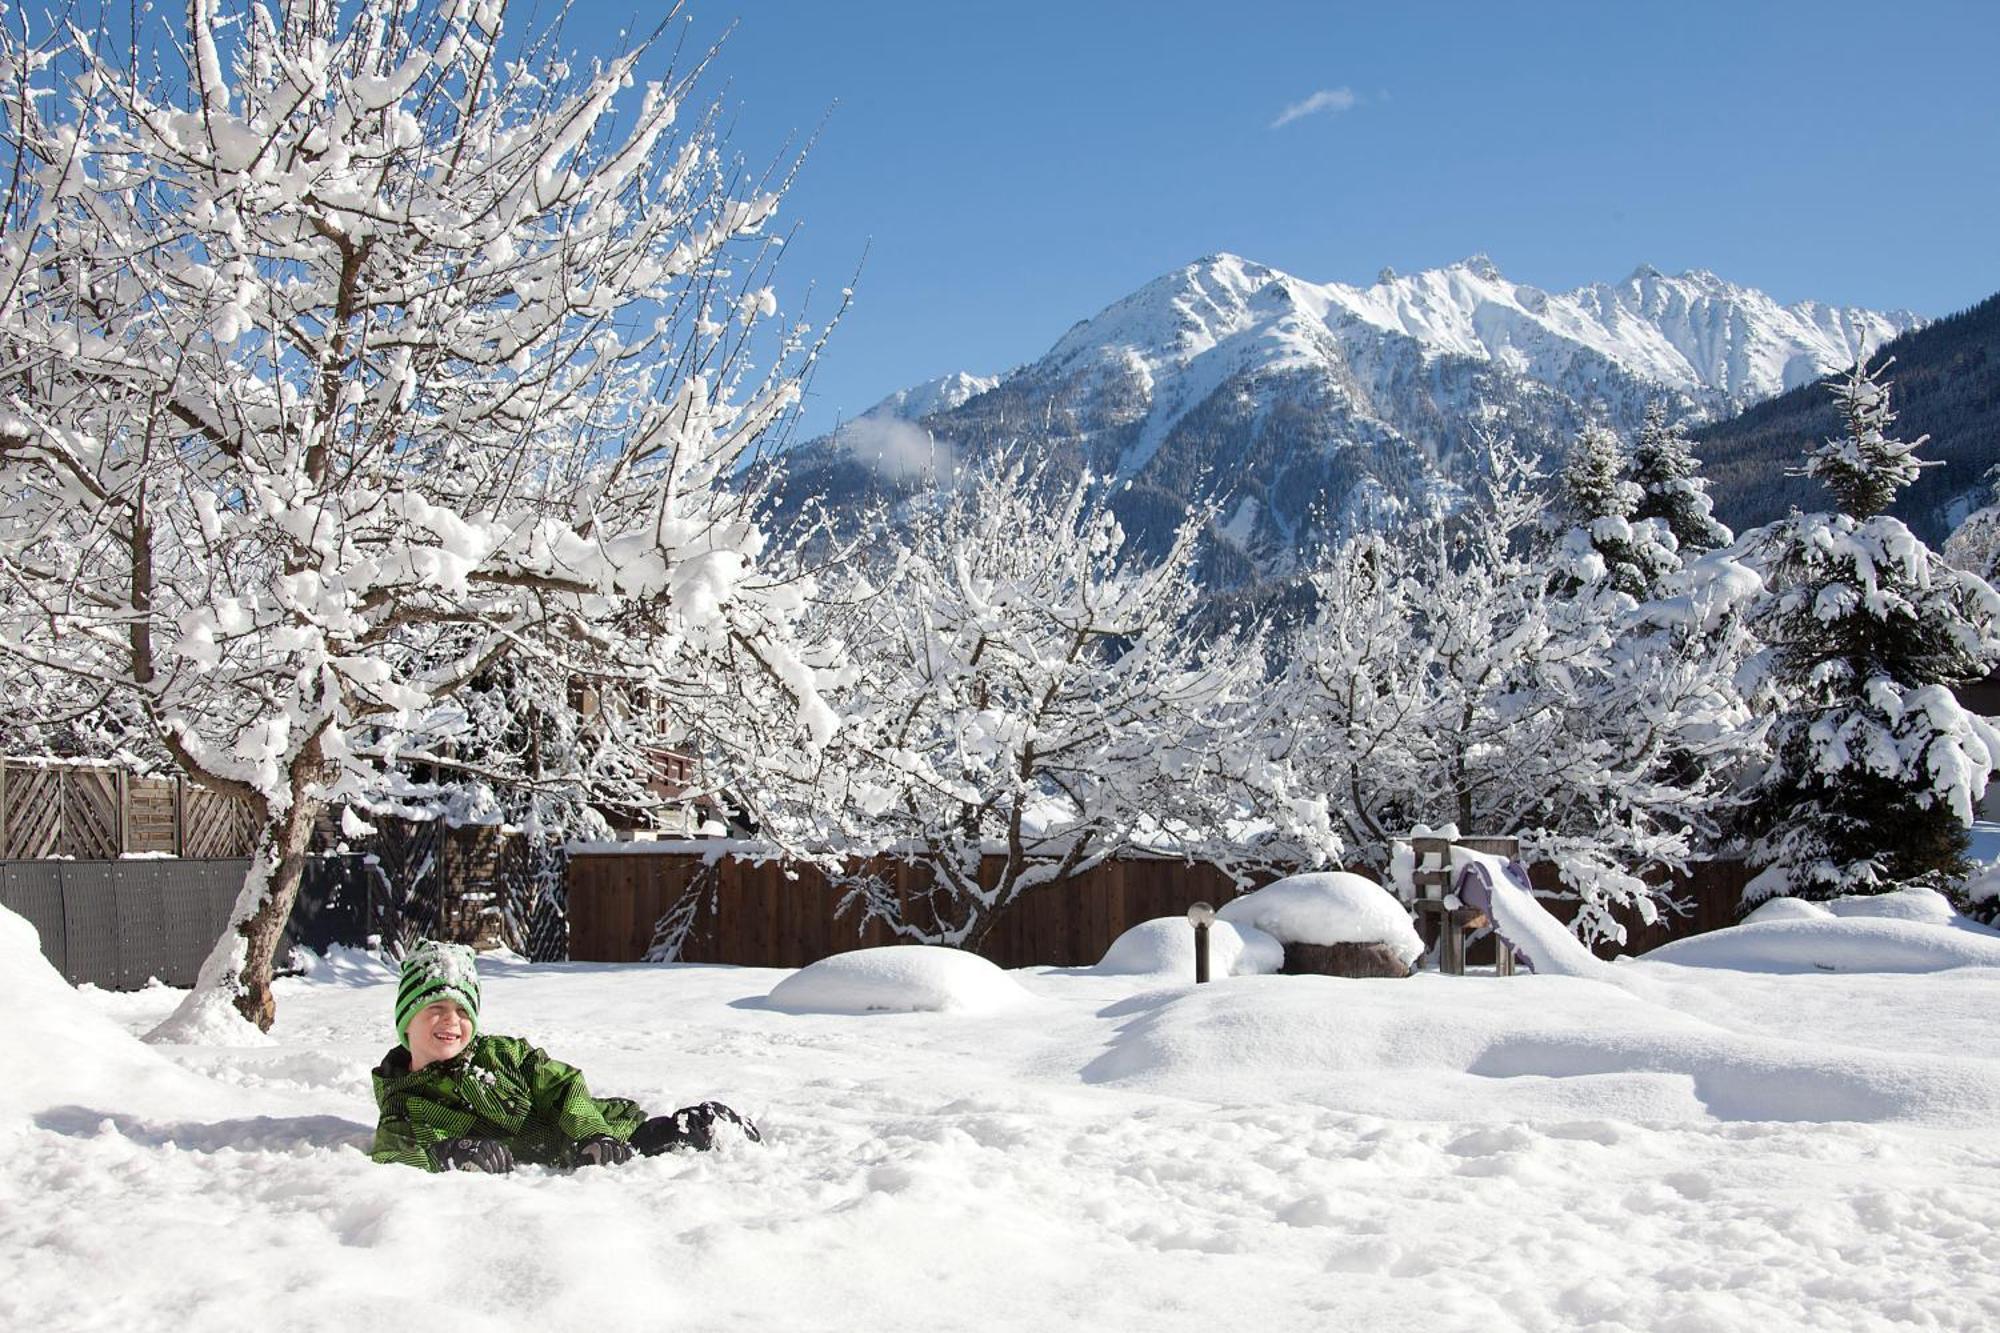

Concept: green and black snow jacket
[[370, 1033, 646, 1171]]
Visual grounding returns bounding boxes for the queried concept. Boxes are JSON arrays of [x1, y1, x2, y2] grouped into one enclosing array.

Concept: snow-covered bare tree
[[0, 0, 833, 1034], [1630, 400, 1732, 555], [767, 457, 1338, 951], [1943, 464, 2000, 586], [1736, 357, 2000, 904]]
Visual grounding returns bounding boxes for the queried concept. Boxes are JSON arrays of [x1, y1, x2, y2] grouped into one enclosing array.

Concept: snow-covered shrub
[[760, 454, 1340, 951], [1275, 441, 1756, 944]]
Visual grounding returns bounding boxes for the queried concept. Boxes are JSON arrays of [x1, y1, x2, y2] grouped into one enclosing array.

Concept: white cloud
[[1271, 87, 1358, 129], [837, 414, 956, 482]]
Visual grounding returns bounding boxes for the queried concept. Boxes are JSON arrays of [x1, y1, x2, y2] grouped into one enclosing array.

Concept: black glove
[[631, 1101, 762, 1156], [431, 1136, 516, 1174], [572, 1134, 635, 1168]]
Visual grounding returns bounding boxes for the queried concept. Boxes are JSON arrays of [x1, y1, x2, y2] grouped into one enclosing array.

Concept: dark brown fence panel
[[1530, 859, 1748, 957], [570, 849, 1756, 971], [570, 849, 1296, 970]]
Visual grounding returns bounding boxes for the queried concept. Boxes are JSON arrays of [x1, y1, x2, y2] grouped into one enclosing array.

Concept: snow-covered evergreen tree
[[0, 1, 832, 1033], [766, 456, 1338, 951], [1555, 422, 1675, 598], [1737, 358, 2000, 904], [1631, 400, 1733, 553]]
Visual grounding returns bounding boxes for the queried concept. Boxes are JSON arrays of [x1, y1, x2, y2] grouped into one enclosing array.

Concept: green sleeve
[[518, 1043, 626, 1144], [371, 1107, 448, 1171]]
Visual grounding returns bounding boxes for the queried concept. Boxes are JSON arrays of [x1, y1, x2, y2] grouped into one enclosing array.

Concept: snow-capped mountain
[[858, 370, 1001, 423], [783, 253, 1921, 574]]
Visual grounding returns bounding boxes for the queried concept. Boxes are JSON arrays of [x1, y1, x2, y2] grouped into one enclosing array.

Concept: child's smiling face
[[406, 998, 474, 1070]]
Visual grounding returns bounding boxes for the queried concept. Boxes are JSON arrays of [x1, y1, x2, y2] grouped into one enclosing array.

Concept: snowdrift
[[1079, 972, 2000, 1127], [0, 905, 237, 1119], [1644, 915, 2000, 974]]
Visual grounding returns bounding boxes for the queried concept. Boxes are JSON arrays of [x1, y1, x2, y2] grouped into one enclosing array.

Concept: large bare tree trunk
[[230, 785, 324, 1030], [147, 735, 328, 1041]]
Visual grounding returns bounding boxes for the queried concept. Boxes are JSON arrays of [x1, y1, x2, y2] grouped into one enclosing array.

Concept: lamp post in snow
[[1187, 902, 1215, 984]]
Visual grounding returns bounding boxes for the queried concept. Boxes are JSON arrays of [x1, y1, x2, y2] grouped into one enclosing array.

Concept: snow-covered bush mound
[[1825, 886, 1965, 926], [1216, 872, 1423, 966], [1643, 914, 2000, 974], [1743, 897, 1833, 924], [1744, 887, 1970, 928], [1094, 916, 1284, 980], [765, 945, 1034, 1015], [1081, 973, 2000, 1126]]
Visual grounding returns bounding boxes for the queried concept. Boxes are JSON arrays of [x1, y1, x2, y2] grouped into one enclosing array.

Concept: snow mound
[[1825, 885, 1964, 925], [1217, 872, 1423, 965], [766, 945, 1034, 1015], [1743, 896, 1833, 924], [1093, 916, 1284, 980], [1643, 915, 2000, 974], [1081, 973, 2000, 1126]]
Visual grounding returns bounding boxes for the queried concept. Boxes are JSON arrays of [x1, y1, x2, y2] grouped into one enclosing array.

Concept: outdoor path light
[[1188, 902, 1215, 984]]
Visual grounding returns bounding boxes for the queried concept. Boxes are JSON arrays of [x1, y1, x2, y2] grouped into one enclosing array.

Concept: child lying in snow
[[370, 940, 759, 1173]]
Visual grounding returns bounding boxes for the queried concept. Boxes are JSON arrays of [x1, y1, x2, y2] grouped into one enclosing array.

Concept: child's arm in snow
[[516, 1042, 630, 1144], [370, 1106, 452, 1171]]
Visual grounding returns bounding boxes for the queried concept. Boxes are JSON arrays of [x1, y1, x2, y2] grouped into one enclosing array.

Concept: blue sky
[[570, 1, 2000, 440]]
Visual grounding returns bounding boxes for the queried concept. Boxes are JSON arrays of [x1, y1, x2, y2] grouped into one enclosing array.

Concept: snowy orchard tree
[[0, 0, 833, 1034], [1736, 357, 2000, 905], [768, 456, 1339, 952]]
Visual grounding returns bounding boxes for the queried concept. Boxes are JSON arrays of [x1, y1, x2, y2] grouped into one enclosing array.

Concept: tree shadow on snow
[[35, 1105, 375, 1154]]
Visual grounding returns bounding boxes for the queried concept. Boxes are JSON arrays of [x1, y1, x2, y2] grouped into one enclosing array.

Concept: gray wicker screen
[[0, 859, 248, 988]]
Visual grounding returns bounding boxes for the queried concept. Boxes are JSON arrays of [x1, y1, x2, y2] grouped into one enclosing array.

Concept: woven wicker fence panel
[[0, 860, 68, 976], [57, 861, 120, 988]]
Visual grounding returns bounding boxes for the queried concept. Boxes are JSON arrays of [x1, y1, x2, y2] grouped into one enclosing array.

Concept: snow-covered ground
[[5, 904, 2000, 1332]]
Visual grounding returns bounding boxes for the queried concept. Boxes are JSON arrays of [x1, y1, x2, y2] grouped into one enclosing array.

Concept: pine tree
[[1631, 400, 1733, 553], [1738, 357, 2000, 905], [1556, 422, 1674, 598]]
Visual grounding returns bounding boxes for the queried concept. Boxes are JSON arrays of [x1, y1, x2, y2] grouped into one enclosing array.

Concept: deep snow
[[3, 903, 1999, 1332]]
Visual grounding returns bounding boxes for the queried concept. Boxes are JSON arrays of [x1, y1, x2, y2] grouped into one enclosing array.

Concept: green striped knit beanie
[[395, 941, 481, 1046]]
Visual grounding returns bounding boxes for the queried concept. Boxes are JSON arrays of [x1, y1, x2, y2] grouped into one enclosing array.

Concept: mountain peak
[[1452, 253, 1504, 281]]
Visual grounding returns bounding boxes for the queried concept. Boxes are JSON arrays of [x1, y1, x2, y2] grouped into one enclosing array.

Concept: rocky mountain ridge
[[783, 253, 1923, 576]]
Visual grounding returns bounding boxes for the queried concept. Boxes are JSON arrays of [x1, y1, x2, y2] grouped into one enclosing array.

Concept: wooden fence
[[568, 847, 1753, 971], [0, 760, 260, 860]]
